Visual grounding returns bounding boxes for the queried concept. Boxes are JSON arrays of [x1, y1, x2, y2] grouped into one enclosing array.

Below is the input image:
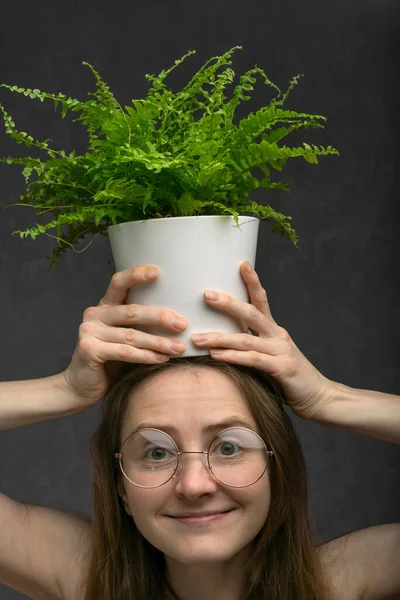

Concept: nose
[[172, 451, 218, 498]]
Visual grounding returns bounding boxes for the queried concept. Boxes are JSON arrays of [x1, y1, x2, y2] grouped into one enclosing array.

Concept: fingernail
[[244, 261, 253, 273], [172, 341, 185, 352], [172, 317, 187, 330], [192, 333, 207, 343], [205, 290, 219, 301], [145, 267, 158, 279]]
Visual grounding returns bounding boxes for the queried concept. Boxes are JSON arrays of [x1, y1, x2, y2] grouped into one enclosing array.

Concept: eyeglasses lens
[[119, 428, 269, 488]]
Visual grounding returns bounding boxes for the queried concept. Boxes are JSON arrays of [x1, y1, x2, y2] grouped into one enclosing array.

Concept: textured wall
[[0, 0, 399, 598]]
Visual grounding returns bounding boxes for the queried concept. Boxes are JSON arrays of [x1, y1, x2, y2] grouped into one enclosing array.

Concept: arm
[[189, 263, 400, 446], [0, 374, 88, 432], [311, 381, 400, 444], [320, 523, 400, 600], [0, 265, 187, 433]]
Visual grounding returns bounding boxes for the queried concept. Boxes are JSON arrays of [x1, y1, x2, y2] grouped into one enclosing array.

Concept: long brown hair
[[82, 356, 335, 600]]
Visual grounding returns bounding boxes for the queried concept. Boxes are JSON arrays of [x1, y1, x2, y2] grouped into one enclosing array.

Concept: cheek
[[126, 487, 167, 525], [124, 488, 173, 552], [240, 475, 271, 530]]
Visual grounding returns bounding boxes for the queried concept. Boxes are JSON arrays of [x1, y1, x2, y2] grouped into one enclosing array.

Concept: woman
[[0, 262, 399, 600]]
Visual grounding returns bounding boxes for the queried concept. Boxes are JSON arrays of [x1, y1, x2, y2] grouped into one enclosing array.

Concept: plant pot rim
[[107, 214, 260, 230]]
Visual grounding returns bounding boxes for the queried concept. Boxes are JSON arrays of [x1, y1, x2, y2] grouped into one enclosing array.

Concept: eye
[[145, 446, 174, 461], [215, 441, 241, 456]]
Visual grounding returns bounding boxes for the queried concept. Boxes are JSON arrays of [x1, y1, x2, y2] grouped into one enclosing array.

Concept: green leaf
[[0, 46, 339, 266]]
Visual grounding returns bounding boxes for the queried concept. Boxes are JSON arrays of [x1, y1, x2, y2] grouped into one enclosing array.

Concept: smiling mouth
[[168, 509, 234, 518], [167, 509, 235, 523]]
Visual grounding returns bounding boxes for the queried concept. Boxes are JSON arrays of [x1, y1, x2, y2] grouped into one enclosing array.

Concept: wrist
[[58, 367, 92, 410], [51, 370, 90, 412], [0, 373, 90, 432], [310, 380, 353, 423], [308, 380, 400, 444], [295, 376, 338, 422]]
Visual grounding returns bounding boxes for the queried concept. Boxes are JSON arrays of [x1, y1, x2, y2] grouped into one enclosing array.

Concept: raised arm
[[307, 382, 400, 445], [191, 261, 400, 445], [0, 265, 188, 433], [0, 374, 88, 431]]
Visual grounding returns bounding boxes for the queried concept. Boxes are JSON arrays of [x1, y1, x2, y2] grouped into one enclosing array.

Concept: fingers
[[239, 262, 276, 323], [191, 330, 297, 381], [78, 331, 171, 366], [80, 265, 189, 368], [79, 303, 188, 367], [191, 332, 289, 355], [83, 303, 188, 332], [199, 262, 281, 337], [99, 265, 159, 307], [204, 291, 281, 339], [78, 321, 186, 365]]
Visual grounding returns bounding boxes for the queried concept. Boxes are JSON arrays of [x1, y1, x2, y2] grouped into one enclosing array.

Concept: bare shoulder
[[0, 490, 92, 600], [25, 504, 93, 600], [52, 512, 92, 600], [318, 523, 400, 600], [318, 529, 365, 600]]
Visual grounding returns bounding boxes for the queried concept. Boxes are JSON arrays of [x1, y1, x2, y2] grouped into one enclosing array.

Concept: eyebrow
[[129, 416, 256, 437]]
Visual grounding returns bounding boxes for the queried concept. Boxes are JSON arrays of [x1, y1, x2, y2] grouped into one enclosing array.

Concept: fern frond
[[82, 61, 119, 109], [238, 200, 299, 246], [0, 83, 84, 117], [0, 102, 60, 157], [1, 46, 339, 266], [230, 139, 339, 174]]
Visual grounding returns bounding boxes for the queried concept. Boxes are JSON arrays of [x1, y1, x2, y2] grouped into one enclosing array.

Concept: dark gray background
[[1, 1, 399, 598]]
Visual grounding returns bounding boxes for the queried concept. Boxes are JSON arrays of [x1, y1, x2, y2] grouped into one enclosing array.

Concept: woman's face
[[117, 367, 271, 566]]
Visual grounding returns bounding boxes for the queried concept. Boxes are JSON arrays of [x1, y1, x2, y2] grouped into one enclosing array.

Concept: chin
[[162, 537, 248, 566]]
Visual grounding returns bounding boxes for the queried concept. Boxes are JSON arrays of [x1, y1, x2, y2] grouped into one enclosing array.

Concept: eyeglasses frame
[[114, 426, 274, 489]]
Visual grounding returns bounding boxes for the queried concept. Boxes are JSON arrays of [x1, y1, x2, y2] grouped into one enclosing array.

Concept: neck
[[165, 551, 248, 600]]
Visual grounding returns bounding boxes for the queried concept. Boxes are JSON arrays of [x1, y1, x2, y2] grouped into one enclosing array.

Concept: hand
[[191, 261, 333, 421], [61, 266, 188, 408]]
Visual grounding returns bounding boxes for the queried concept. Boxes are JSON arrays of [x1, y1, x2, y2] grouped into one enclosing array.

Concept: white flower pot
[[107, 215, 260, 357]]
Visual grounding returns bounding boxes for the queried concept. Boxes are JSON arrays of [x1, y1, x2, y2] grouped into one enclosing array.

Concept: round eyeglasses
[[115, 427, 274, 489]]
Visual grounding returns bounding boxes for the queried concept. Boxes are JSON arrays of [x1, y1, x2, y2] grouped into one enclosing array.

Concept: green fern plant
[[0, 46, 339, 269]]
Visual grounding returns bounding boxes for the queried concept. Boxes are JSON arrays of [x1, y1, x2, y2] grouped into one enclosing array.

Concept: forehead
[[122, 367, 258, 438]]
